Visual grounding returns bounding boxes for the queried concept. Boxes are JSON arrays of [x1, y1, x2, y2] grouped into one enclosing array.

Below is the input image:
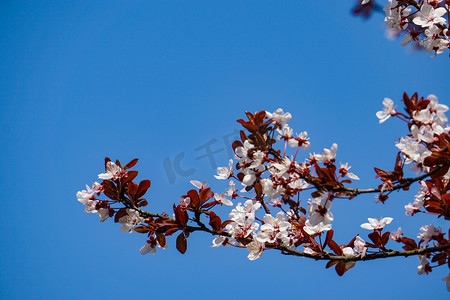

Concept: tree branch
[[335, 163, 449, 197], [134, 205, 449, 263], [278, 243, 450, 262]]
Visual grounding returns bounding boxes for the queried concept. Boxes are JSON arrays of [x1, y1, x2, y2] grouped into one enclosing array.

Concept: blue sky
[[1, 1, 449, 299]]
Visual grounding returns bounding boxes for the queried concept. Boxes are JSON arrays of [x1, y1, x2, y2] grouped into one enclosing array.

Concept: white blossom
[[118, 209, 144, 233], [266, 108, 292, 124], [214, 193, 233, 206], [353, 236, 367, 257], [303, 220, 332, 235], [342, 247, 356, 269], [215, 159, 233, 180], [98, 161, 123, 180], [417, 255, 430, 275], [246, 241, 264, 261], [413, 4, 447, 28], [360, 217, 393, 230], [307, 194, 334, 226], [417, 223, 441, 244], [376, 98, 396, 123]]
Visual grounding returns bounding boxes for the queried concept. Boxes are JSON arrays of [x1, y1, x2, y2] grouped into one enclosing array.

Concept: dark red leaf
[[254, 183, 263, 198], [134, 226, 151, 233], [165, 227, 179, 236], [104, 157, 111, 169], [127, 182, 138, 199], [136, 180, 151, 199], [368, 231, 382, 247], [221, 220, 234, 229], [176, 232, 187, 254], [187, 190, 200, 208], [335, 262, 347, 276], [328, 240, 343, 256], [102, 180, 118, 200], [125, 158, 139, 170], [325, 230, 334, 248], [208, 211, 222, 231], [156, 232, 166, 248], [199, 188, 214, 205], [123, 171, 138, 184], [381, 232, 390, 246], [326, 260, 338, 269], [239, 130, 248, 143]]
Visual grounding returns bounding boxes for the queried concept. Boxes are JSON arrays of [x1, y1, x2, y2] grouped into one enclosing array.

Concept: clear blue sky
[[1, 1, 449, 299]]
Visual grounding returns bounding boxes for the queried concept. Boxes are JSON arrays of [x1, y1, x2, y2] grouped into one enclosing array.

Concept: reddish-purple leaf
[[335, 262, 347, 276], [326, 260, 338, 269], [125, 158, 139, 170], [328, 240, 343, 256], [136, 180, 151, 199], [325, 230, 334, 248], [176, 232, 187, 254], [156, 232, 166, 248]]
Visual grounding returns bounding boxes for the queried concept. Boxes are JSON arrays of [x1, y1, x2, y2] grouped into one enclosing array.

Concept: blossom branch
[[334, 162, 450, 196], [278, 243, 450, 262]]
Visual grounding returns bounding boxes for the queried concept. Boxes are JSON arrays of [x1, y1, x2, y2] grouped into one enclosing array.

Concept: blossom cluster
[[356, 0, 450, 56], [76, 92, 450, 291]]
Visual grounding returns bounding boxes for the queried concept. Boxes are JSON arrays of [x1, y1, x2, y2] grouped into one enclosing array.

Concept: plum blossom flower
[[230, 200, 261, 221], [77, 182, 102, 213], [417, 255, 431, 275], [376, 98, 396, 123], [255, 212, 291, 244], [317, 143, 338, 164], [342, 247, 356, 269], [405, 181, 426, 215], [391, 227, 403, 241], [360, 217, 393, 230], [211, 235, 228, 247], [384, 1, 411, 32], [417, 223, 441, 244], [179, 197, 191, 208], [190, 180, 207, 189], [214, 193, 233, 206], [410, 124, 435, 143], [97, 208, 110, 222], [98, 161, 123, 180], [266, 108, 292, 124], [303, 220, 332, 235], [226, 200, 261, 239], [288, 131, 310, 150], [307, 194, 334, 226], [413, 4, 447, 28], [235, 140, 254, 164], [140, 236, 167, 255], [339, 163, 360, 180], [395, 136, 430, 164], [225, 180, 236, 197], [353, 236, 367, 257], [215, 159, 233, 180], [277, 124, 293, 140], [246, 240, 264, 260], [118, 209, 145, 233], [428, 94, 449, 126]]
